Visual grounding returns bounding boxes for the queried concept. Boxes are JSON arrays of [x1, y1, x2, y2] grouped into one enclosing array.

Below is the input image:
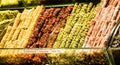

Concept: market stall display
[[0, 0, 120, 65], [0, 5, 73, 65], [47, 1, 111, 65]]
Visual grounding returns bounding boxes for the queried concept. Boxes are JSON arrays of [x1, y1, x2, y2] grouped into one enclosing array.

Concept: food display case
[[0, 0, 120, 65]]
